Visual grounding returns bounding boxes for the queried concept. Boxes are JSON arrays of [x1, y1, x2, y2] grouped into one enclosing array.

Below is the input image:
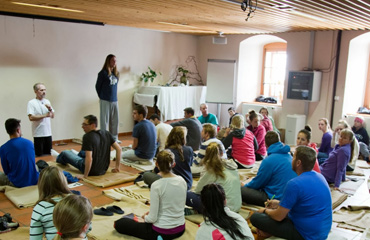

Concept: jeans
[[185, 191, 202, 213], [56, 150, 85, 174], [122, 149, 153, 164], [241, 186, 268, 207]]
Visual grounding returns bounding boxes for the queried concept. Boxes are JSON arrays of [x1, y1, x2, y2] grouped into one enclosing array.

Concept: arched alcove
[[236, 35, 287, 107], [342, 32, 370, 115]]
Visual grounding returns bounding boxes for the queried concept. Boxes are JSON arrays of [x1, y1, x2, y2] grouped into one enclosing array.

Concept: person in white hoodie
[[196, 183, 254, 240]]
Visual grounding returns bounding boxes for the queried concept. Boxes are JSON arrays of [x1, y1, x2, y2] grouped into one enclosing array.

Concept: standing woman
[[317, 118, 333, 163], [196, 183, 254, 240], [115, 150, 187, 239], [30, 166, 72, 240], [247, 110, 267, 160], [95, 54, 120, 142]]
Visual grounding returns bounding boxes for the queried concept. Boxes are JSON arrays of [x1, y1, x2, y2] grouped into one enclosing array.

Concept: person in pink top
[[222, 115, 257, 168], [296, 127, 321, 173], [247, 110, 267, 160], [259, 107, 273, 132]]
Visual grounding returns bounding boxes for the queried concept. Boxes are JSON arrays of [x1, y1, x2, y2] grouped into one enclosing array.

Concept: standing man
[[171, 107, 202, 151], [122, 105, 157, 164], [250, 146, 332, 240], [198, 103, 218, 125], [0, 118, 39, 187], [149, 114, 173, 152], [96, 54, 120, 143], [57, 115, 121, 179], [27, 83, 54, 156]]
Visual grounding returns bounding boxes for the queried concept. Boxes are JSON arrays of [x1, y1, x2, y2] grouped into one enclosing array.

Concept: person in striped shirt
[[30, 166, 72, 240]]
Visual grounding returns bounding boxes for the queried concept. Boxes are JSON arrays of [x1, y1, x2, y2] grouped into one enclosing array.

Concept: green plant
[[141, 67, 161, 82], [178, 67, 189, 76]]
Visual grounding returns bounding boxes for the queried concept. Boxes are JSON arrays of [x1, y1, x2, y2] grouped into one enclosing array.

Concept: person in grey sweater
[[171, 107, 202, 151]]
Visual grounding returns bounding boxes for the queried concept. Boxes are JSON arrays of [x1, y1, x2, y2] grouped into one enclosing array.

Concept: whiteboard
[[206, 59, 236, 104]]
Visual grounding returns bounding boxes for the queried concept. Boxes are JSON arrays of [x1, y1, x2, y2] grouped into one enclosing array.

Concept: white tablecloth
[[137, 86, 207, 121]]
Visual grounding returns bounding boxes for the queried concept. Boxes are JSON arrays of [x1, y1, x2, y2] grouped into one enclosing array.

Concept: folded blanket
[[49, 162, 137, 188], [333, 205, 370, 231], [331, 189, 348, 210], [0, 227, 30, 240], [0, 185, 38, 208]]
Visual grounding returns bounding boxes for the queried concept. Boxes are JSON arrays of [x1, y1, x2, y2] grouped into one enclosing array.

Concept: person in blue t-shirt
[[198, 103, 218, 126], [0, 118, 39, 187], [123, 105, 157, 164], [250, 146, 332, 240]]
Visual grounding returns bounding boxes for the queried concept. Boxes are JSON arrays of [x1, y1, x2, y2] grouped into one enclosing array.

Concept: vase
[[180, 75, 187, 85]]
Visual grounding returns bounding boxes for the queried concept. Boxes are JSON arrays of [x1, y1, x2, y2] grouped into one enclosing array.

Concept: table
[[136, 86, 207, 121]]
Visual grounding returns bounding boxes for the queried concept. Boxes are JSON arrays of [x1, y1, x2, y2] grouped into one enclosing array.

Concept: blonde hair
[[203, 123, 216, 138], [319, 118, 332, 131], [37, 166, 71, 205], [156, 150, 175, 173], [231, 115, 244, 128], [53, 195, 93, 240], [340, 129, 355, 162], [202, 142, 225, 179]]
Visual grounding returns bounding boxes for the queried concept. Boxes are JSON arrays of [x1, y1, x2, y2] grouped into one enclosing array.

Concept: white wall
[[0, 15, 198, 144], [198, 30, 370, 144]]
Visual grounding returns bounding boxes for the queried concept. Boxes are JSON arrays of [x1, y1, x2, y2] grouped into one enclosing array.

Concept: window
[[363, 53, 370, 109], [261, 42, 287, 104]]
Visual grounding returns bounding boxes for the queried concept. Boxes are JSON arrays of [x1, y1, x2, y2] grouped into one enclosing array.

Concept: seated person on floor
[[195, 123, 227, 165], [143, 126, 194, 190], [170, 107, 202, 151], [227, 107, 240, 127], [221, 114, 257, 169], [115, 150, 187, 240], [259, 107, 273, 132], [198, 103, 218, 125], [250, 146, 332, 240], [186, 142, 241, 214], [317, 118, 333, 163], [296, 127, 321, 173], [332, 119, 360, 168], [241, 131, 297, 207], [122, 105, 156, 164], [0, 118, 39, 187], [351, 116, 370, 162], [320, 129, 355, 189], [149, 114, 172, 153], [246, 110, 267, 160], [196, 183, 254, 240], [57, 115, 121, 179], [30, 166, 73, 240], [259, 107, 279, 133], [53, 195, 93, 240]]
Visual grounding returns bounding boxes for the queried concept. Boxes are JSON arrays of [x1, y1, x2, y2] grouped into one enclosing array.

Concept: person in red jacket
[[222, 115, 257, 168], [246, 110, 267, 160]]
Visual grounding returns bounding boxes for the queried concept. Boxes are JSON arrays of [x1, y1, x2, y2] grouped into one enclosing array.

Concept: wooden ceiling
[[1, 0, 370, 35]]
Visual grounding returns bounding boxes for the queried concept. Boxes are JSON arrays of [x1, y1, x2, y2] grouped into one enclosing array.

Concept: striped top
[[30, 197, 62, 240]]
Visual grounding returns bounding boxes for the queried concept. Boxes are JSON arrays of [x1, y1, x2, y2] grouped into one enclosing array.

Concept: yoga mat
[[333, 205, 370, 231], [338, 178, 365, 195], [356, 160, 370, 169], [0, 185, 38, 209], [49, 161, 137, 188], [88, 198, 199, 240], [120, 159, 155, 172]]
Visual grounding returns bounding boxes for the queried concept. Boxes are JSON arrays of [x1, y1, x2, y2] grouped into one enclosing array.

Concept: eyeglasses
[[82, 123, 91, 126]]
